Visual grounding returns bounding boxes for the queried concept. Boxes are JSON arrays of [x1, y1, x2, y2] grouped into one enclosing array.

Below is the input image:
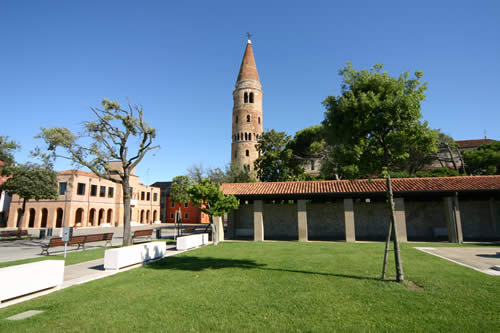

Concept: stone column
[[394, 198, 408, 243], [297, 200, 308, 241], [489, 197, 497, 235], [444, 195, 463, 243], [344, 198, 356, 242], [253, 200, 264, 241]]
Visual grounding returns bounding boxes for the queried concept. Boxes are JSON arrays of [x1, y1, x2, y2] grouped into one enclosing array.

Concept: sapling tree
[[323, 62, 437, 282]]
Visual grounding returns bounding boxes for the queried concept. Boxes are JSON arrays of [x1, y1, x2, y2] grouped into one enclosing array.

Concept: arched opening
[[247, 115, 250, 122], [28, 208, 36, 228], [98, 209, 105, 225], [249, 92, 254, 103], [244, 92, 248, 103], [140, 210, 144, 223], [107, 209, 113, 224], [258, 117, 261, 124], [235, 116, 238, 123], [56, 208, 63, 228], [89, 208, 95, 226], [245, 133, 248, 140], [246, 149, 249, 157], [146, 210, 150, 224], [153, 210, 157, 222], [41, 208, 48, 228], [16, 208, 23, 227], [75, 208, 84, 225]]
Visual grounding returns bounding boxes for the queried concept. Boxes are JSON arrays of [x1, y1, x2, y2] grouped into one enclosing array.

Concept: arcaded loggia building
[[231, 38, 263, 174], [6, 162, 160, 229]]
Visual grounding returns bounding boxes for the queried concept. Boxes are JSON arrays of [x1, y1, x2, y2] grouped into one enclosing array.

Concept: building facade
[[231, 39, 263, 174], [151, 181, 209, 224], [6, 167, 160, 229]]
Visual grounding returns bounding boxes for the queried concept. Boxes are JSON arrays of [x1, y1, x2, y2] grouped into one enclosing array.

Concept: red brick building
[[151, 181, 209, 224]]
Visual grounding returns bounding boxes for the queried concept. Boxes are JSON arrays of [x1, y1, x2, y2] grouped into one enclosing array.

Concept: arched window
[[41, 208, 48, 228], [140, 210, 144, 223], [258, 117, 261, 124], [235, 116, 238, 123], [98, 209, 105, 225], [245, 133, 248, 140], [89, 208, 95, 226], [75, 208, 84, 225], [56, 208, 63, 228], [28, 208, 36, 228], [153, 210, 157, 222], [244, 92, 248, 103], [249, 92, 254, 103], [246, 150, 249, 157], [107, 209, 113, 224], [146, 210, 150, 224], [247, 115, 250, 122]]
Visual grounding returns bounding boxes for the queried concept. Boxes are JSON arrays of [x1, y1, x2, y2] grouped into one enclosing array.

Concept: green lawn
[[1, 241, 499, 332], [0, 246, 117, 268]]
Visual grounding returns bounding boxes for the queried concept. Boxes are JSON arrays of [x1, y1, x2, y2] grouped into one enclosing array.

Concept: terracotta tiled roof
[[237, 41, 260, 83], [221, 176, 500, 197], [456, 139, 495, 149], [59, 170, 100, 178]]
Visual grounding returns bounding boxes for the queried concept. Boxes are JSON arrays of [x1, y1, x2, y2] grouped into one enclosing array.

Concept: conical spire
[[236, 40, 260, 84]]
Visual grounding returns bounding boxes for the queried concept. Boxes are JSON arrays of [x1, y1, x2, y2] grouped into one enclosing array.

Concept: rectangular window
[[59, 182, 67, 195], [141, 191, 145, 200], [108, 187, 114, 198], [184, 202, 189, 208], [184, 213, 188, 219], [100, 186, 106, 197], [147, 192, 150, 201], [90, 185, 97, 196], [171, 201, 175, 208], [77, 183, 85, 195], [153, 193, 158, 201], [170, 213, 174, 219]]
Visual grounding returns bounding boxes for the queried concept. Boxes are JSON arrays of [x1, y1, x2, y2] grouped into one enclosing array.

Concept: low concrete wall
[[177, 233, 209, 251], [354, 201, 389, 241], [234, 204, 254, 238], [405, 200, 447, 241], [461, 200, 496, 241], [104, 241, 166, 270], [0, 260, 64, 302], [307, 202, 345, 240]]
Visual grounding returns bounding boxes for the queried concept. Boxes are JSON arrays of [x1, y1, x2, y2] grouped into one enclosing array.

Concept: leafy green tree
[[463, 141, 500, 175], [222, 163, 256, 183], [254, 129, 303, 182], [36, 99, 159, 246], [323, 62, 436, 282], [188, 178, 239, 245], [0, 136, 19, 166], [2, 162, 58, 228], [170, 176, 192, 207]]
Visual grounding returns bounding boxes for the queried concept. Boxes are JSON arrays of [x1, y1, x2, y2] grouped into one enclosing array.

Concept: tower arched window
[[245, 133, 248, 141], [244, 92, 248, 103], [249, 93, 254, 103], [247, 115, 250, 122], [246, 150, 249, 157], [235, 116, 238, 123], [258, 117, 261, 124]]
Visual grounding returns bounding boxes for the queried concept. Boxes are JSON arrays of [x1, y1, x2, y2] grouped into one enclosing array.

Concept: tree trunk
[[445, 143, 458, 171], [386, 173, 404, 282], [17, 198, 27, 230], [122, 175, 132, 246]]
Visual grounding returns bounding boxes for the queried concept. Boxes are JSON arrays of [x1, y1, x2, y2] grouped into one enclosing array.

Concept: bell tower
[[231, 38, 263, 174]]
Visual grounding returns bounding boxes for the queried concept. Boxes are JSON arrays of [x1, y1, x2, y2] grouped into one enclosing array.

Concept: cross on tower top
[[246, 32, 252, 43]]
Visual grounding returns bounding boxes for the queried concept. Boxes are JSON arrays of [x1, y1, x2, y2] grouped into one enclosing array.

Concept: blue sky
[[1, 0, 499, 184]]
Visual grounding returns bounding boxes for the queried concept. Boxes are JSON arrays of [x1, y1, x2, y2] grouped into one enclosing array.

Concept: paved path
[[0, 244, 189, 308], [416, 247, 500, 276]]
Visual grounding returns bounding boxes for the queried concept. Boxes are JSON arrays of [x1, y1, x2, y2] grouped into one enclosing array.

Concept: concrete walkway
[[0, 244, 191, 309], [416, 247, 500, 276]]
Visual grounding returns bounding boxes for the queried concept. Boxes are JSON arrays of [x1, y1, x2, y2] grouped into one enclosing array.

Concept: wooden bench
[[40, 233, 114, 255], [40, 235, 86, 255], [0, 230, 29, 239], [185, 226, 197, 232], [82, 233, 113, 249], [132, 229, 153, 243]]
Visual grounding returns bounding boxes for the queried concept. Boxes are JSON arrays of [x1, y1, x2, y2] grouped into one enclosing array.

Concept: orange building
[[151, 181, 209, 224], [6, 165, 160, 229]]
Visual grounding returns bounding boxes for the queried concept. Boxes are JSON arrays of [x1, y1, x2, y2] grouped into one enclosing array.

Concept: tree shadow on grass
[[145, 255, 392, 283]]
